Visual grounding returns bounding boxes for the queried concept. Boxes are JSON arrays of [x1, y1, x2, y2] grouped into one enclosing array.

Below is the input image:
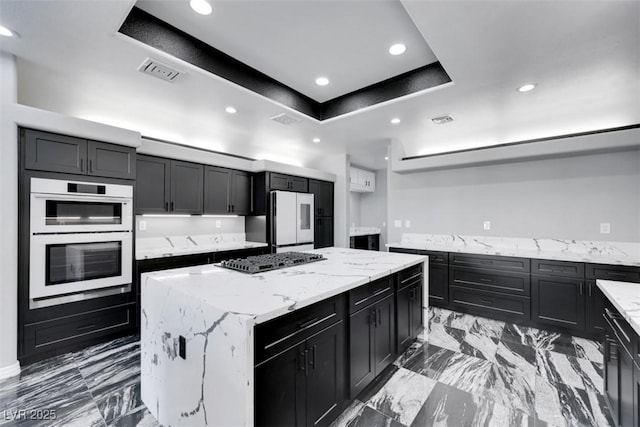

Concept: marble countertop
[[387, 234, 640, 266], [136, 233, 268, 260], [350, 227, 381, 237], [596, 280, 640, 337], [142, 247, 426, 325]]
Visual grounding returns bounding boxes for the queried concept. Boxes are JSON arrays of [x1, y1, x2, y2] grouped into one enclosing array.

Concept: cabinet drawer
[[586, 264, 640, 283], [23, 304, 134, 353], [604, 302, 636, 355], [255, 295, 345, 364], [348, 276, 394, 314], [450, 267, 530, 296], [449, 253, 530, 272], [531, 259, 584, 278], [449, 286, 531, 321], [388, 247, 418, 255], [416, 250, 448, 265], [398, 264, 423, 289]]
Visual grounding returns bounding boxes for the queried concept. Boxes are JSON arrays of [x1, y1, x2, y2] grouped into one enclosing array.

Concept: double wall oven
[[29, 178, 133, 307]]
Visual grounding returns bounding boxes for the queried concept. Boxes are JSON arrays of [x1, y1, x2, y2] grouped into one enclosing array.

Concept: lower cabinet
[[531, 275, 585, 332], [315, 217, 334, 249], [255, 321, 346, 427], [349, 294, 396, 398], [585, 280, 606, 335], [429, 264, 448, 307], [397, 278, 424, 354]]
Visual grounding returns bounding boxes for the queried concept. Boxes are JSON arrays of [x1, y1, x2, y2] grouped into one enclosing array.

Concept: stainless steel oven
[[29, 178, 133, 307]]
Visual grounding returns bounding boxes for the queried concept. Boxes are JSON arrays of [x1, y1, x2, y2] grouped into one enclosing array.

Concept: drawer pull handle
[[605, 308, 631, 343], [372, 286, 391, 296], [401, 272, 422, 284], [377, 307, 382, 326], [298, 317, 320, 330], [606, 272, 626, 277], [480, 299, 493, 305], [480, 278, 492, 283], [77, 324, 96, 331]]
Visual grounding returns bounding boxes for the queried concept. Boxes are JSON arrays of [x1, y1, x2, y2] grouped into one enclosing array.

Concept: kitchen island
[[140, 247, 427, 427]]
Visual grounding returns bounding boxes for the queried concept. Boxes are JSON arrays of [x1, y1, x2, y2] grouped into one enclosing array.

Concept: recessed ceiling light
[[517, 83, 537, 93], [384, 156, 389, 160], [390, 117, 401, 125], [0, 25, 15, 37], [388, 43, 406, 56], [190, 0, 213, 15], [225, 106, 237, 114], [312, 138, 321, 143], [315, 77, 329, 86]]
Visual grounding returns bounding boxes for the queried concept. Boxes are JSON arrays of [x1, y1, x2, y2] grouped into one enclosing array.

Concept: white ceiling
[[0, 1, 638, 171], [135, 0, 438, 103]]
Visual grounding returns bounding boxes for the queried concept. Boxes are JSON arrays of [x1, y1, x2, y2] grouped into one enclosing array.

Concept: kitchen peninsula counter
[[140, 247, 427, 426]]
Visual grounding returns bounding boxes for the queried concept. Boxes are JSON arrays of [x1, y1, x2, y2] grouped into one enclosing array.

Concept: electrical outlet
[[139, 220, 147, 231], [405, 220, 411, 228], [215, 220, 222, 228], [600, 223, 611, 234], [483, 221, 491, 231], [382, 221, 386, 227], [394, 220, 402, 228]]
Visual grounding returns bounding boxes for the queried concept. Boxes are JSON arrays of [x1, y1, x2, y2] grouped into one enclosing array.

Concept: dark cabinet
[[23, 128, 135, 179], [531, 275, 585, 332], [204, 166, 252, 215], [397, 275, 424, 354], [309, 179, 333, 217], [349, 293, 395, 398], [315, 217, 334, 249], [270, 172, 308, 192], [136, 155, 203, 215], [586, 280, 606, 335], [254, 299, 346, 427], [429, 264, 448, 307]]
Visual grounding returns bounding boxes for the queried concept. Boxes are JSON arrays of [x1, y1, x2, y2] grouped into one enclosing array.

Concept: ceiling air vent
[[138, 58, 182, 82], [431, 114, 454, 125], [270, 113, 301, 126]]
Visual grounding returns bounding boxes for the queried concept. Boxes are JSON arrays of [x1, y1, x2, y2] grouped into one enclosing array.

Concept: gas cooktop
[[219, 252, 325, 274]]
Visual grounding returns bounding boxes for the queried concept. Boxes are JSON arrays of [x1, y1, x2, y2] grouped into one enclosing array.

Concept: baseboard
[[0, 361, 21, 380]]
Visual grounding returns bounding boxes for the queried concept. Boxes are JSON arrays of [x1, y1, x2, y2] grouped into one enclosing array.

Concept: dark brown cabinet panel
[[231, 170, 252, 215], [531, 259, 584, 279], [449, 253, 530, 272], [532, 275, 585, 332], [87, 140, 136, 179], [585, 280, 606, 335], [315, 217, 334, 249], [450, 267, 531, 296], [586, 263, 640, 283], [429, 264, 448, 306], [397, 279, 423, 354], [204, 166, 232, 214], [136, 155, 171, 214], [309, 179, 333, 217], [270, 172, 308, 192], [450, 285, 531, 322], [23, 128, 136, 179], [136, 155, 203, 214]]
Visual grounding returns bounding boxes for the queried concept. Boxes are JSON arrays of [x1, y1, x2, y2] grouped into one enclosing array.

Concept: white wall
[[388, 149, 640, 243], [360, 168, 388, 249], [349, 192, 361, 227], [0, 53, 20, 378], [135, 216, 245, 238]]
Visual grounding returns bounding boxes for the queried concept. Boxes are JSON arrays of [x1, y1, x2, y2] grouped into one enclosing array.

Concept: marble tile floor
[[0, 307, 613, 427]]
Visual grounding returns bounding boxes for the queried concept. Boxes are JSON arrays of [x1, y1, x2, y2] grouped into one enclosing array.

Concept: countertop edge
[[596, 279, 640, 337], [136, 241, 269, 260]]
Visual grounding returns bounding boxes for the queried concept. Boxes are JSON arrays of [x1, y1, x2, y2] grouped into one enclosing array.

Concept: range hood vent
[[270, 113, 301, 126], [431, 114, 454, 125], [138, 58, 182, 82]]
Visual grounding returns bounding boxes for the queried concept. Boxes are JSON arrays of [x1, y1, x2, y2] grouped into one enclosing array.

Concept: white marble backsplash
[[390, 233, 640, 266], [350, 226, 382, 236], [136, 233, 268, 260]]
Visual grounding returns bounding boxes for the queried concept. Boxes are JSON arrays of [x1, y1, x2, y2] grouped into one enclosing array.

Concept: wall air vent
[[431, 114, 454, 125], [137, 58, 182, 82], [270, 113, 301, 126]]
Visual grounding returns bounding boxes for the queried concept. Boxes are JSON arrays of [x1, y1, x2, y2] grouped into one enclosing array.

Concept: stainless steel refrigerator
[[270, 191, 314, 252]]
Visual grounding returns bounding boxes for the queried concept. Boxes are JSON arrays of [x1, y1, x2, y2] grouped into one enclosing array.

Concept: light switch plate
[[215, 220, 222, 228], [600, 223, 611, 234], [405, 220, 411, 228], [483, 221, 491, 231], [394, 220, 402, 228], [139, 220, 147, 231]]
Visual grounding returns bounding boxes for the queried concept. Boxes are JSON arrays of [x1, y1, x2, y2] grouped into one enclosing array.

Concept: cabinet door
[[305, 321, 346, 427], [411, 282, 424, 339], [136, 155, 171, 214], [290, 176, 308, 193], [318, 181, 333, 216], [231, 170, 251, 215], [586, 280, 605, 335], [634, 363, 639, 427], [620, 346, 634, 427], [429, 264, 448, 307], [270, 173, 292, 191], [87, 141, 136, 179], [349, 307, 374, 398], [532, 275, 585, 332], [24, 129, 87, 174], [204, 166, 232, 214], [171, 160, 203, 214], [396, 284, 413, 354], [255, 343, 306, 427], [315, 217, 333, 249], [367, 235, 380, 251], [374, 294, 396, 376], [604, 325, 620, 426]]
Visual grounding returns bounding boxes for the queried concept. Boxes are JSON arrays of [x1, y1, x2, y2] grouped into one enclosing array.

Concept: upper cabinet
[[269, 172, 308, 192], [136, 155, 203, 215], [349, 167, 375, 192], [204, 166, 252, 215], [308, 179, 334, 217], [23, 128, 136, 180]]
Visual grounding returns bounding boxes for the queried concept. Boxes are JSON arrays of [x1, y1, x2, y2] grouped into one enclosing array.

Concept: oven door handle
[[31, 193, 132, 203]]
